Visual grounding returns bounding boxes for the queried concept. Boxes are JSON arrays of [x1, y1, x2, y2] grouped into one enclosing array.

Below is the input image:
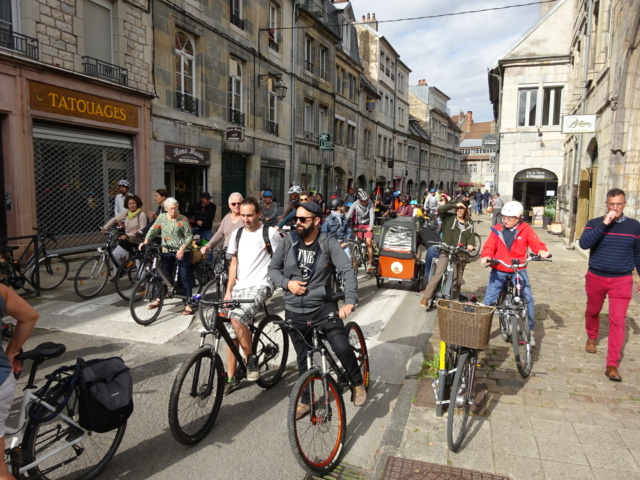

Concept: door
[[164, 164, 206, 215], [221, 152, 246, 216]]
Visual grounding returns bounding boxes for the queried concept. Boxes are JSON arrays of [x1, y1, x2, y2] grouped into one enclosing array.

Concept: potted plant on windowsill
[[543, 196, 557, 228]]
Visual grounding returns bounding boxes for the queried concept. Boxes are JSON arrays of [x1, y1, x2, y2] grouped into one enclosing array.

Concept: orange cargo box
[[378, 255, 415, 280]]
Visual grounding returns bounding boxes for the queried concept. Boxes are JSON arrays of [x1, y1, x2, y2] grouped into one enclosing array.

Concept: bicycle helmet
[[288, 185, 302, 195], [263, 190, 273, 197], [410, 200, 418, 205], [430, 188, 436, 193], [501, 201, 524, 217], [118, 179, 130, 187], [345, 202, 353, 208], [393, 191, 401, 198], [357, 189, 368, 201], [329, 197, 345, 210]]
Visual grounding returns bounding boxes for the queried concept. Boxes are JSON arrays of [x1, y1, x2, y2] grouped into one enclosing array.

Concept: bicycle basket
[[436, 299, 495, 350]]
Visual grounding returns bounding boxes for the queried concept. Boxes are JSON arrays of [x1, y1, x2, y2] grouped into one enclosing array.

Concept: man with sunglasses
[[268, 201, 366, 419]]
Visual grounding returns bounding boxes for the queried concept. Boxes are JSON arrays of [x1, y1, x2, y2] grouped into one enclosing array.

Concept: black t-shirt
[[297, 237, 319, 282], [375, 204, 388, 217]]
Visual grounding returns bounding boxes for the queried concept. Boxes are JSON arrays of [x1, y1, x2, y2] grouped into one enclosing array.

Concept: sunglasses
[[294, 216, 316, 224], [455, 207, 466, 210], [299, 197, 309, 202], [230, 202, 241, 206]]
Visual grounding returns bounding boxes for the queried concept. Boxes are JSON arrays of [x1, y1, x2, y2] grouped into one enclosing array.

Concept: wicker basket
[[436, 299, 496, 350]]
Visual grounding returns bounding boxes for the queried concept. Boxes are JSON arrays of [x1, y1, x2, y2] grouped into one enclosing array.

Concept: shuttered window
[[84, 0, 112, 63]]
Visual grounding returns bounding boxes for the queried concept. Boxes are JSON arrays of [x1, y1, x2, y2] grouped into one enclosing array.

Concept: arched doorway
[[429, 180, 435, 191], [438, 181, 444, 191], [406, 179, 414, 197], [357, 174, 367, 192], [419, 181, 427, 196], [512, 168, 559, 213], [330, 167, 345, 197], [576, 138, 598, 238]]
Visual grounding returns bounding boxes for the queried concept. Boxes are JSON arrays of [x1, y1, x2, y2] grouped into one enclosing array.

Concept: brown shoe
[[353, 385, 367, 406], [419, 297, 427, 307], [585, 338, 597, 354], [605, 366, 622, 382], [295, 403, 311, 421]]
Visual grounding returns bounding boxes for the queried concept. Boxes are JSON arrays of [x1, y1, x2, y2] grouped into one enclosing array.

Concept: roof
[[460, 139, 482, 148]]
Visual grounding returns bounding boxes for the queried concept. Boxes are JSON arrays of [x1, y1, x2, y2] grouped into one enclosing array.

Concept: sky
[[349, 0, 545, 122]]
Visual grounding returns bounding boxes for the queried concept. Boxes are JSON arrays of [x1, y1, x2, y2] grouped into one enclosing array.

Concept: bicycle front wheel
[[513, 308, 532, 378], [447, 350, 471, 452], [199, 275, 226, 330], [467, 233, 482, 262], [114, 256, 143, 301], [345, 321, 370, 392], [129, 274, 164, 326], [23, 389, 126, 480], [288, 369, 346, 476], [253, 315, 289, 388], [74, 256, 109, 299], [33, 255, 69, 291], [168, 347, 224, 445]]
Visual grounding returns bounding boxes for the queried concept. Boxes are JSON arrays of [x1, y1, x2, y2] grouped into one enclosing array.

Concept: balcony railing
[[267, 121, 279, 136], [304, 61, 314, 74], [297, 0, 340, 37], [269, 40, 279, 52], [229, 107, 245, 126], [82, 56, 128, 85], [230, 13, 244, 30], [319, 69, 328, 81], [304, 131, 313, 140], [0, 29, 39, 60], [176, 91, 199, 116]]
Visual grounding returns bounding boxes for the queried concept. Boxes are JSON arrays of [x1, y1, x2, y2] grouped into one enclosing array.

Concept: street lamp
[[258, 72, 287, 100]]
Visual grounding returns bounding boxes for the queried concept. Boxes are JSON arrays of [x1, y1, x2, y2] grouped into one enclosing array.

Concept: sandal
[[182, 305, 194, 315], [147, 299, 161, 310], [295, 403, 311, 421]]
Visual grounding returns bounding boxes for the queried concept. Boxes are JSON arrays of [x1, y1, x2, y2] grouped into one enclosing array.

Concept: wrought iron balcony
[[297, 0, 340, 37], [229, 108, 245, 126], [269, 40, 279, 52], [176, 91, 199, 116], [304, 61, 314, 74], [82, 56, 128, 85], [0, 29, 39, 60], [320, 69, 328, 81], [267, 121, 279, 136], [304, 131, 313, 140], [231, 13, 244, 30]]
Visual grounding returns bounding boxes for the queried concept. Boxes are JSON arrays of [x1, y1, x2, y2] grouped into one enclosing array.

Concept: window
[[377, 134, 382, 156], [84, 0, 113, 63], [380, 52, 385, 71], [230, 0, 244, 30], [398, 106, 405, 126], [398, 73, 404, 91], [342, 20, 350, 51], [518, 87, 538, 127], [268, 3, 279, 51], [348, 74, 356, 101], [228, 58, 244, 125], [364, 129, 372, 158], [304, 101, 314, 139], [542, 86, 563, 126], [319, 47, 327, 80], [175, 31, 198, 115], [318, 106, 327, 134], [336, 66, 343, 95], [389, 98, 394, 119], [304, 37, 314, 73], [267, 78, 278, 135], [347, 124, 356, 148], [334, 119, 344, 144]]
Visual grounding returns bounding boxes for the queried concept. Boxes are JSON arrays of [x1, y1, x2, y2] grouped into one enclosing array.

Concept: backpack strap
[[234, 226, 244, 254], [262, 225, 273, 257]]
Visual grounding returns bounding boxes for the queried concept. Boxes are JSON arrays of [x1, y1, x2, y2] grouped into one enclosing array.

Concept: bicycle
[[425, 242, 469, 309], [0, 228, 69, 293], [167, 297, 289, 445], [74, 227, 124, 299], [283, 313, 369, 476], [350, 227, 371, 273], [113, 247, 152, 301], [5, 342, 126, 479], [488, 254, 552, 378]]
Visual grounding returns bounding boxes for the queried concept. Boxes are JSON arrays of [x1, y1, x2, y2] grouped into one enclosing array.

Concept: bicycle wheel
[[23, 388, 126, 480], [345, 321, 369, 392], [33, 255, 69, 291], [114, 256, 143, 301], [512, 307, 532, 378], [168, 347, 224, 445], [359, 246, 368, 272], [74, 255, 110, 299], [192, 260, 215, 293], [0, 263, 11, 286], [447, 350, 471, 452], [288, 368, 346, 476], [129, 274, 165, 326], [467, 233, 482, 262], [199, 275, 226, 330], [253, 314, 289, 388]]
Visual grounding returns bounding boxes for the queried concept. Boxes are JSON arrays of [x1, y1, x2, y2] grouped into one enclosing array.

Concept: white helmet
[[501, 201, 524, 217], [288, 185, 302, 195], [357, 189, 368, 201]]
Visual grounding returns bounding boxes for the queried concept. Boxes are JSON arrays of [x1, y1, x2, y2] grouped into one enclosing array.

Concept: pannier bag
[[78, 357, 134, 433]]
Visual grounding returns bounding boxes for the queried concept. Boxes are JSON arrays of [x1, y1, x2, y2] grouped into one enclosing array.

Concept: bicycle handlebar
[[193, 297, 255, 309], [487, 253, 553, 269], [275, 312, 340, 330]]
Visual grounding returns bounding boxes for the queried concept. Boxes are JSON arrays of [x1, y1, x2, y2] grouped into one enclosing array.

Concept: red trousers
[[584, 271, 633, 367]]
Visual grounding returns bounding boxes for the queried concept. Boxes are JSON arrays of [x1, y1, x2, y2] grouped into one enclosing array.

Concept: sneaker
[[529, 332, 536, 347], [295, 403, 311, 421], [367, 266, 375, 274], [224, 377, 240, 396], [419, 297, 427, 307], [353, 385, 367, 406], [246, 354, 260, 381]]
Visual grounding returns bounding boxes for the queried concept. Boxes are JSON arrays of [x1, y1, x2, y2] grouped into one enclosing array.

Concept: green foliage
[[544, 196, 557, 218], [420, 356, 439, 378]]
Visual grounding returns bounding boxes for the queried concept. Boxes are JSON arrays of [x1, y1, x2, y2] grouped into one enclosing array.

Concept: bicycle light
[[513, 296, 522, 304]]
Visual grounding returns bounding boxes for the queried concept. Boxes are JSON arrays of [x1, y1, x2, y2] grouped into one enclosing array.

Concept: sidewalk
[[384, 220, 640, 479]]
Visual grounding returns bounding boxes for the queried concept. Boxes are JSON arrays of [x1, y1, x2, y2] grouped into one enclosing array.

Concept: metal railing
[[304, 131, 314, 140], [176, 91, 199, 115], [82, 56, 128, 85], [267, 121, 279, 136], [229, 108, 245, 126], [231, 13, 244, 30], [0, 29, 39, 59], [269, 40, 279, 52], [297, 0, 340, 37], [304, 61, 314, 73]]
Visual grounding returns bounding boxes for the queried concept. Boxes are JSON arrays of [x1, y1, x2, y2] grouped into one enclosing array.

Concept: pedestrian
[[187, 192, 216, 243], [491, 193, 503, 226], [483, 189, 491, 211], [578, 188, 640, 382], [474, 190, 483, 215], [344, 187, 356, 205]]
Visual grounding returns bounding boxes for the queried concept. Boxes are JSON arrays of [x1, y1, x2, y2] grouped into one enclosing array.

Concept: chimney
[[364, 12, 379, 31], [467, 111, 473, 124]]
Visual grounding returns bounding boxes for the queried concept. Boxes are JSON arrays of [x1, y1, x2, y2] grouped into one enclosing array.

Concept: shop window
[[175, 31, 198, 115]]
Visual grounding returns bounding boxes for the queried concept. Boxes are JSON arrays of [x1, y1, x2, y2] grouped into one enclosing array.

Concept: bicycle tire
[[288, 368, 346, 476], [467, 233, 482, 262], [376, 276, 383, 288], [114, 256, 143, 301], [0, 263, 11, 286], [498, 294, 512, 342], [253, 314, 289, 389], [22, 387, 126, 480], [345, 321, 370, 392], [74, 256, 109, 299], [129, 274, 164, 326], [32, 255, 69, 291], [192, 260, 215, 293], [513, 306, 532, 378], [199, 275, 226, 330], [168, 347, 224, 445], [447, 350, 471, 452], [414, 261, 425, 292]]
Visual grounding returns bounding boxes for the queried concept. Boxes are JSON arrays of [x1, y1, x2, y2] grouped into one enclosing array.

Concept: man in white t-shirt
[[223, 196, 281, 395]]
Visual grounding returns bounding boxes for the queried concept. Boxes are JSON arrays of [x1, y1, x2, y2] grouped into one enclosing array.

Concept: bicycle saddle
[[17, 342, 66, 362], [0, 245, 19, 251]]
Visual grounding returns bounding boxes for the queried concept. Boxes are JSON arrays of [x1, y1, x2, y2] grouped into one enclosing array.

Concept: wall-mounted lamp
[[537, 127, 545, 147], [258, 73, 288, 100], [537, 127, 543, 138]]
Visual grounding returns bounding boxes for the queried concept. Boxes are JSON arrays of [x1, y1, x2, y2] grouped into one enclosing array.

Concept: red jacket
[[481, 222, 548, 272]]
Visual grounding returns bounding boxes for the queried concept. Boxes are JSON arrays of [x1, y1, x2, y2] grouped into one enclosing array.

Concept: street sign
[[387, 159, 394, 168], [319, 133, 332, 151], [482, 134, 499, 151], [226, 126, 245, 142], [561, 114, 596, 133]]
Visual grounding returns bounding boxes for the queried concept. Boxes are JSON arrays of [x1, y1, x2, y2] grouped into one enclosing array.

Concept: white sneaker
[[529, 332, 536, 347]]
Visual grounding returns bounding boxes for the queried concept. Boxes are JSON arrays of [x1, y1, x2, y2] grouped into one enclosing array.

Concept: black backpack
[[234, 225, 273, 257], [78, 357, 134, 433]]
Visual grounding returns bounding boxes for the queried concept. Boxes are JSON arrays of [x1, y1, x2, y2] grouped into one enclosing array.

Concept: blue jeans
[[483, 268, 535, 329], [161, 252, 192, 301], [424, 245, 439, 285]]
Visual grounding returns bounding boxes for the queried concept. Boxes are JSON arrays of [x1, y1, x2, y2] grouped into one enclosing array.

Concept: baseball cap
[[200, 192, 212, 199], [296, 201, 323, 216]]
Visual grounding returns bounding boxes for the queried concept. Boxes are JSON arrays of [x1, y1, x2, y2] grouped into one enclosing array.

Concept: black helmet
[[329, 197, 345, 210]]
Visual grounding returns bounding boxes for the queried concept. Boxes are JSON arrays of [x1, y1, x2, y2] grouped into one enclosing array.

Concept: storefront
[[512, 168, 558, 213], [164, 144, 210, 214]]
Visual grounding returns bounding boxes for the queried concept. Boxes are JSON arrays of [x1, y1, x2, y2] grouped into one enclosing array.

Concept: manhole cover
[[381, 457, 510, 480], [304, 463, 371, 480]]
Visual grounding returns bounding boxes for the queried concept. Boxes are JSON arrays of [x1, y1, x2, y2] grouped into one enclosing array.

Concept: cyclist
[[261, 190, 278, 227], [268, 201, 366, 420], [480, 201, 550, 346], [0, 284, 39, 480], [423, 188, 439, 216], [321, 197, 352, 258], [345, 189, 376, 273], [223, 197, 281, 394], [280, 185, 303, 222], [374, 197, 389, 225], [397, 195, 413, 217], [420, 200, 475, 308]]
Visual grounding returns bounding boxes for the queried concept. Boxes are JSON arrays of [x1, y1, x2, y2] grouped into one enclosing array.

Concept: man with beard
[[268, 201, 366, 420]]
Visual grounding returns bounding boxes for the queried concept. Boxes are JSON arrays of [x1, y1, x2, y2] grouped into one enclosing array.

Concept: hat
[[200, 192, 212, 199], [296, 201, 323, 216]]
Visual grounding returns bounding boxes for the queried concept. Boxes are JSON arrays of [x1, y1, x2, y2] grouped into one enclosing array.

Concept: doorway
[[164, 164, 206, 215], [512, 168, 558, 214], [221, 152, 247, 216]]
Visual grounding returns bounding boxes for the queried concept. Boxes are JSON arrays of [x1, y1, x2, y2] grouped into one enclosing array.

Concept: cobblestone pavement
[[397, 220, 640, 480]]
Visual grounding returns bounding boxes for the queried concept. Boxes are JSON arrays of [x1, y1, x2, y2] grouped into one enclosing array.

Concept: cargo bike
[[374, 217, 425, 291]]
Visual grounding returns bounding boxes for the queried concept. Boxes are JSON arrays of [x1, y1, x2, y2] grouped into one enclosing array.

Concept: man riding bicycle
[[423, 189, 439, 215], [345, 189, 375, 273], [480, 201, 550, 346], [268, 201, 366, 420], [321, 197, 352, 258]]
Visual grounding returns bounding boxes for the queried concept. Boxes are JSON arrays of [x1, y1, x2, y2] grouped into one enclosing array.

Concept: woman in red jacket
[[480, 201, 550, 346]]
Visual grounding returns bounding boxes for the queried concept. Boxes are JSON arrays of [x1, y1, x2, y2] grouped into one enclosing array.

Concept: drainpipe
[[488, 69, 503, 193]]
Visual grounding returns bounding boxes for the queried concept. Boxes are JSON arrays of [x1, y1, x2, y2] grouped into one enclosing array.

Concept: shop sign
[[319, 133, 332, 151], [261, 158, 286, 168], [387, 159, 394, 168], [226, 126, 245, 142], [29, 81, 138, 128], [366, 99, 375, 111], [164, 144, 210, 165], [514, 169, 557, 181], [561, 114, 596, 133], [482, 134, 499, 151]]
